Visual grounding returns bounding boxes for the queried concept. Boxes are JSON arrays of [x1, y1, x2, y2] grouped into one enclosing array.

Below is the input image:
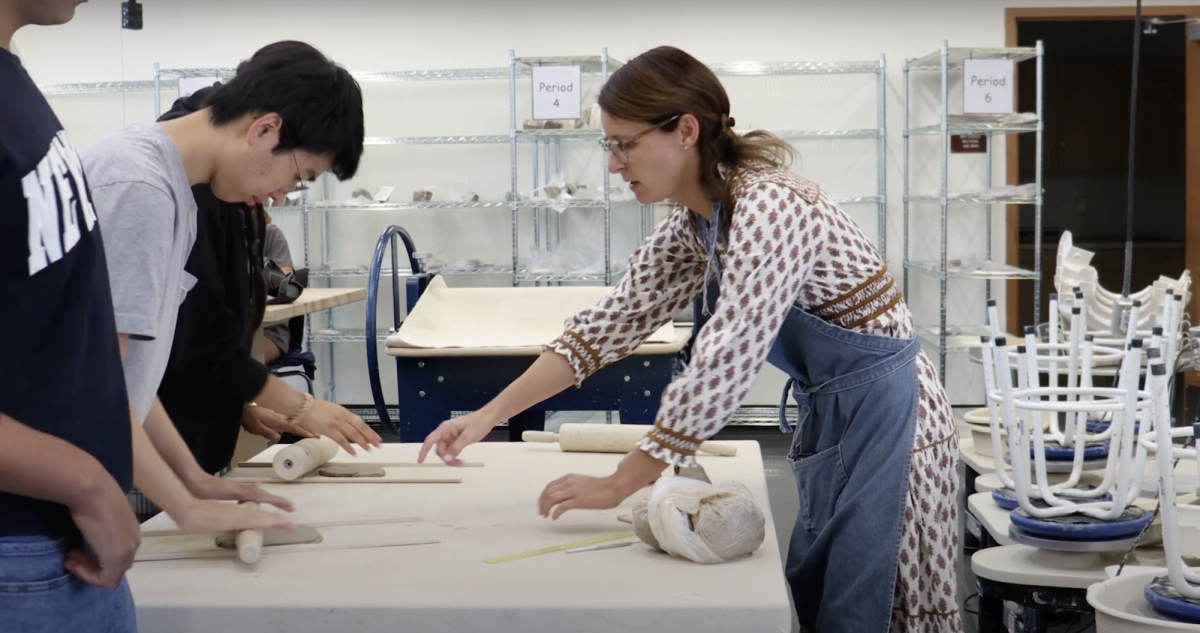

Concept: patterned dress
[[546, 163, 962, 633]]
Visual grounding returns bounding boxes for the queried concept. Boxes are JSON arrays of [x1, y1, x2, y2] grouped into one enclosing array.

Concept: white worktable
[[130, 441, 792, 633]]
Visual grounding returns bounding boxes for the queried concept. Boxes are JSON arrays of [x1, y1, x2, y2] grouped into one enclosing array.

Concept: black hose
[[1122, 0, 1143, 298]]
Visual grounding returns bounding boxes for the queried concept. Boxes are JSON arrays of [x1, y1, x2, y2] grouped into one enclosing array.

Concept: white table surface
[[130, 441, 792, 633]]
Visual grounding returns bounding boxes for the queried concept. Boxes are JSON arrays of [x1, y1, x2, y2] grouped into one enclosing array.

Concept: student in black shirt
[[0, 4, 296, 629], [0, 2, 139, 631]]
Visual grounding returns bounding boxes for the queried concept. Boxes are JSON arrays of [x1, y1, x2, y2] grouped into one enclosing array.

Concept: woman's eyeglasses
[[598, 114, 680, 164]]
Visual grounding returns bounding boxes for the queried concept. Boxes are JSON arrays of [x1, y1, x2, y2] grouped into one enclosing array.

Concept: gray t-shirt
[[81, 122, 197, 423], [263, 223, 293, 269]]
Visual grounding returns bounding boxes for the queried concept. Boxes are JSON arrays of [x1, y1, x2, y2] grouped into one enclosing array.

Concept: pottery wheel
[[215, 524, 323, 549], [318, 466, 386, 478]]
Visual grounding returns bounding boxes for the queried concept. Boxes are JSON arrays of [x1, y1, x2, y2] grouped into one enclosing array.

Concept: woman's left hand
[[538, 449, 667, 519], [538, 474, 630, 520]]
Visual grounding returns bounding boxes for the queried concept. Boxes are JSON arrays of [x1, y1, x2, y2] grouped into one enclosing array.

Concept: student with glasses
[[420, 46, 961, 633], [79, 40, 378, 524]]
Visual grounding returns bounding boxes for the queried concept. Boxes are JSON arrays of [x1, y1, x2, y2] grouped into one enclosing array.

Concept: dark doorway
[[1016, 19, 1186, 331]]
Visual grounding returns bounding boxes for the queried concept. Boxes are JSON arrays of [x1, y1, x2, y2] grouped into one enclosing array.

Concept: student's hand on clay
[[298, 400, 382, 456], [242, 404, 314, 442], [65, 474, 140, 588], [174, 499, 295, 535], [187, 473, 295, 513], [417, 411, 493, 466]]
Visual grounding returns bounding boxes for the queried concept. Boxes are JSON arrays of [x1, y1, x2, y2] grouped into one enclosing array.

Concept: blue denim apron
[[695, 208, 919, 632]]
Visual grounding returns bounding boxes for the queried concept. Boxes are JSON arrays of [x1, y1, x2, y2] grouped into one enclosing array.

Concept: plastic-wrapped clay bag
[[632, 476, 765, 564]]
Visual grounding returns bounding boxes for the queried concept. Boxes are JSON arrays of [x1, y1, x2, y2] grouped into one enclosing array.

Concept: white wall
[[15, 0, 1178, 411]]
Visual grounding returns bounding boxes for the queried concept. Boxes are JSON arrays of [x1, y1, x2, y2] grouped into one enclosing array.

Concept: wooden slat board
[[135, 525, 439, 562], [235, 461, 484, 469], [140, 515, 425, 539], [262, 288, 367, 325], [222, 467, 461, 484]]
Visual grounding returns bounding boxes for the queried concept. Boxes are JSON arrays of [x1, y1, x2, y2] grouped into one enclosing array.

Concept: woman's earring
[[683, 145, 690, 151]]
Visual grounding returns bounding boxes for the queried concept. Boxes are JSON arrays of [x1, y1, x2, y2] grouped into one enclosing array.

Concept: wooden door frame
[[1005, 6, 1200, 352]]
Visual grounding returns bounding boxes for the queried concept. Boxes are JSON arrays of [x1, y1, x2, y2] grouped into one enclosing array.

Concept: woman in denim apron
[[421, 46, 962, 633]]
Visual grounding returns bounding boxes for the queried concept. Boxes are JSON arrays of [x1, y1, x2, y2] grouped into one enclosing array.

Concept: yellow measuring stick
[[483, 532, 635, 564]]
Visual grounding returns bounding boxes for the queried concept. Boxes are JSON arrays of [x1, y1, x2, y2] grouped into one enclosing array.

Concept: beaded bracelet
[[287, 392, 314, 426]]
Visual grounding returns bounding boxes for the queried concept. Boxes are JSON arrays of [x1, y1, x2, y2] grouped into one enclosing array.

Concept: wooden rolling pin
[[273, 436, 340, 481], [522, 423, 736, 456], [235, 502, 263, 564]]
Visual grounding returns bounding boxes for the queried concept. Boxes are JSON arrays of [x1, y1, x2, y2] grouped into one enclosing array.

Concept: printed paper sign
[[963, 59, 1014, 115], [532, 65, 582, 120]]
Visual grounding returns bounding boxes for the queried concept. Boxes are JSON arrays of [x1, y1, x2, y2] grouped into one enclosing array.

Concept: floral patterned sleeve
[[545, 207, 706, 384], [636, 181, 826, 466]]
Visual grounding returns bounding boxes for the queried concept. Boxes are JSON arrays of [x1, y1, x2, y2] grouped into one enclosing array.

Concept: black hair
[[203, 40, 364, 180]]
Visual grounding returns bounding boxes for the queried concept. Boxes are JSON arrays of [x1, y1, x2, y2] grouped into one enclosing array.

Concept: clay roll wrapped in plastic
[[631, 476, 766, 563]]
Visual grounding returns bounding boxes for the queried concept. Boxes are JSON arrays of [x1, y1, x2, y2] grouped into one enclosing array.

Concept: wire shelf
[[907, 122, 1038, 136], [429, 267, 515, 275], [40, 80, 157, 94], [908, 47, 1039, 70], [365, 135, 510, 146], [516, 272, 617, 283], [515, 129, 603, 141], [904, 260, 1039, 280], [708, 60, 881, 76], [309, 328, 393, 343], [905, 195, 1038, 205], [157, 68, 236, 79], [515, 199, 637, 209], [351, 68, 509, 82], [513, 56, 623, 75], [832, 196, 885, 205], [157, 67, 510, 82], [776, 129, 880, 140], [308, 201, 511, 211]]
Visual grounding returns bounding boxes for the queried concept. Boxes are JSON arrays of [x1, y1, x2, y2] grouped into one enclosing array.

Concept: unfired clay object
[[632, 480, 766, 564], [318, 465, 386, 478], [523, 119, 565, 130], [630, 498, 660, 550]]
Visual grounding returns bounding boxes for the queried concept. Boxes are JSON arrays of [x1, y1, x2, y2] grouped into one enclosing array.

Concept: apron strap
[[779, 378, 811, 433], [778, 378, 796, 432]]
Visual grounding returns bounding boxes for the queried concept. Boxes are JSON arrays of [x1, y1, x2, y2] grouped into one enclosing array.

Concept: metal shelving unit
[[707, 58, 889, 257], [507, 49, 622, 287], [40, 52, 890, 407], [901, 41, 1044, 383]]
